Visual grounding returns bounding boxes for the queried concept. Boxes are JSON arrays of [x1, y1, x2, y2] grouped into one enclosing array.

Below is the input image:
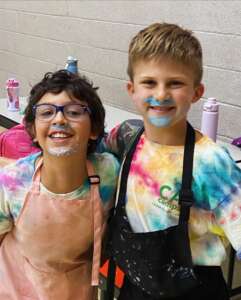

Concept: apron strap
[[116, 126, 144, 212], [31, 156, 43, 193], [178, 122, 195, 224], [87, 161, 103, 286]]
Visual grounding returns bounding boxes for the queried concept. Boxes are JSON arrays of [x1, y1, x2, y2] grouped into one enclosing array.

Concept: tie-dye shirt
[[0, 152, 119, 236], [104, 120, 241, 265]]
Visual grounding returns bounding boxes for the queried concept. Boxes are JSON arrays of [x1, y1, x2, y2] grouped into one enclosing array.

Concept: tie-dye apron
[[0, 158, 103, 300]]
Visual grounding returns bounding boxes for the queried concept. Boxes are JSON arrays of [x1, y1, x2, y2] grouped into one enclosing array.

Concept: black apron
[[106, 122, 199, 299]]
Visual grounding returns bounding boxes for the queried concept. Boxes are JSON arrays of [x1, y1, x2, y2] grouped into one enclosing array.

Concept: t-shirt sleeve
[[0, 153, 37, 235], [91, 152, 120, 213], [99, 124, 122, 157], [0, 186, 12, 235], [0, 158, 18, 234], [209, 148, 241, 259]]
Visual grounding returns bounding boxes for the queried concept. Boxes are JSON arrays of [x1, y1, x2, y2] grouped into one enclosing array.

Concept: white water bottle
[[201, 98, 219, 142]]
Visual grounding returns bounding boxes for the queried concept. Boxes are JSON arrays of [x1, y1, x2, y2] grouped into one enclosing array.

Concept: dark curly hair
[[24, 69, 105, 154]]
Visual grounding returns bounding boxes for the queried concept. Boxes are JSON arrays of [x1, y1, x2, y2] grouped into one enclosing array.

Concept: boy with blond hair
[[104, 23, 241, 299]]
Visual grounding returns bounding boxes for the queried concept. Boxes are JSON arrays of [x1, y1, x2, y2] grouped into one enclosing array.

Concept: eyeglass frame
[[32, 103, 91, 122]]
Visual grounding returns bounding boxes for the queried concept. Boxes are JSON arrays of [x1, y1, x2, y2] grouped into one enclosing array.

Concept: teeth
[[50, 133, 68, 138], [151, 106, 172, 110]]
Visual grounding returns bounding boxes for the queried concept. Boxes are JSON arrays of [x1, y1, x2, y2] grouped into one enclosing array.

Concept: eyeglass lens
[[34, 104, 89, 121]]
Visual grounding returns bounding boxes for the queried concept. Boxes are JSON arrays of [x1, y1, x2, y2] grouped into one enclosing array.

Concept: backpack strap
[[116, 119, 143, 161], [104, 257, 117, 300]]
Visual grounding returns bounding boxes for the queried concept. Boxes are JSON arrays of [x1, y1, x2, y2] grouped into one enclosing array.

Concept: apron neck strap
[[116, 126, 144, 210], [178, 122, 195, 224], [86, 161, 103, 286], [31, 157, 43, 192]]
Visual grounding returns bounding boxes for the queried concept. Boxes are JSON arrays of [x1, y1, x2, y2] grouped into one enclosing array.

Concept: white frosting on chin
[[48, 146, 78, 157]]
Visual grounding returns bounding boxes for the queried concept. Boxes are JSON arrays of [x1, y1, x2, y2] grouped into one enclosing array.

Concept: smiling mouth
[[48, 132, 73, 139], [148, 106, 174, 112]]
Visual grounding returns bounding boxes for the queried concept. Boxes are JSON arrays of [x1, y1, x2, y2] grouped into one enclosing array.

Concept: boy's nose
[[154, 86, 169, 101], [52, 110, 67, 124]]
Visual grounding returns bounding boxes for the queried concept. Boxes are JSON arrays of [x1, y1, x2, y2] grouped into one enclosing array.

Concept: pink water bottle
[[6, 78, 20, 111], [201, 97, 219, 142]]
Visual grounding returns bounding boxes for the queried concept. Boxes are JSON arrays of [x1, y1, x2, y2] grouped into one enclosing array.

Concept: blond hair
[[128, 23, 203, 85]]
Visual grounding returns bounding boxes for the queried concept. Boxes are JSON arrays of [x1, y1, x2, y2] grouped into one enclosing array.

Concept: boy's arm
[[0, 174, 14, 241], [100, 124, 121, 157], [212, 159, 241, 258], [90, 152, 120, 263], [214, 202, 241, 259], [0, 216, 12, 246], [0, 233, 6, 245]]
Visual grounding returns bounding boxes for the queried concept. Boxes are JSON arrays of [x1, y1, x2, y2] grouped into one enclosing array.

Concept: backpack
[[232, 136, 241, 148], [0, 124, 40, 159]]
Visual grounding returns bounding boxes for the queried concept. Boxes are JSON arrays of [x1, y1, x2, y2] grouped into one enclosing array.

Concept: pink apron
[[0, 158, 104, 300]]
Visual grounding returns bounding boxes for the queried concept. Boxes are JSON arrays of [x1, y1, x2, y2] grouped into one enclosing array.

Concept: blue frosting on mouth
[[144, 97, 174, 127], [148, 116, 172, 127], [144, 96, 174, 107]]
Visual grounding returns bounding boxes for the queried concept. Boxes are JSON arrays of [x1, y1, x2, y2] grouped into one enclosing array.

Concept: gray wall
[[0, 1, 240, 141]]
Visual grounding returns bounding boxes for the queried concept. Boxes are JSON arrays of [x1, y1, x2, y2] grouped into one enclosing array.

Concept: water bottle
[[231, 136, 241, 148], [65, 56, 78, 74], [201, 97, 219, 142], [6, 78, 20, 111]]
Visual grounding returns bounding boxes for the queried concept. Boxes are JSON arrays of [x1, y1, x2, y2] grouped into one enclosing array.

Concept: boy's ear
[[89, 133, 98, 141], [127, 81, 134, 97], [89, 128, 99, 141], [192, 83, 205, 103]]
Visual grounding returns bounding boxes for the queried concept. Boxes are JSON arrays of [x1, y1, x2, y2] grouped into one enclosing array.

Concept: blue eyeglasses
[[33, 103, 91, 122]]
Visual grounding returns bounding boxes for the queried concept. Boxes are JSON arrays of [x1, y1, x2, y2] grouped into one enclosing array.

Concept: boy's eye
[[66, 110, 82, 117], [169, 80, 184, 87], [141, 80, 156, 86], [39, 109, 54, 117]]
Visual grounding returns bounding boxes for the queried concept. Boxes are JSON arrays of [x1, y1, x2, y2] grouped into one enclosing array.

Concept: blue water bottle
[[65, 56, 78, 74]]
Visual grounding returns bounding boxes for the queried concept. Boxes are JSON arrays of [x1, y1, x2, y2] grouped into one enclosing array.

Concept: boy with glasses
[[0, 69, 119, 299]]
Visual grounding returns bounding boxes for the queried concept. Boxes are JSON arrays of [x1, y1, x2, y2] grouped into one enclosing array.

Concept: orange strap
[[100, 260, 124, 289]]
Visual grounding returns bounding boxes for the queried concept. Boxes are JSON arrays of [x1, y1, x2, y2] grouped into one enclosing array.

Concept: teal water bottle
[[65, 56, 78, 74]]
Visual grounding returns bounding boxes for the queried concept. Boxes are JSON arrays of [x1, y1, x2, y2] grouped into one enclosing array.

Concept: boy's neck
[[39, 154, 88, 194], [143, 120, 187, 146]]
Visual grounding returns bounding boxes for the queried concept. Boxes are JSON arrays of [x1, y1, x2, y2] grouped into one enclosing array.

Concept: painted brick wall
[[0, 1, 240, 141]]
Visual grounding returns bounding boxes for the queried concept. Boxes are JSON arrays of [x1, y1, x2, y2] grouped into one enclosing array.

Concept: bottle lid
[[67, 56, 77, 62], [6, 78, 20, 87], [203, 97, 219, 112]]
